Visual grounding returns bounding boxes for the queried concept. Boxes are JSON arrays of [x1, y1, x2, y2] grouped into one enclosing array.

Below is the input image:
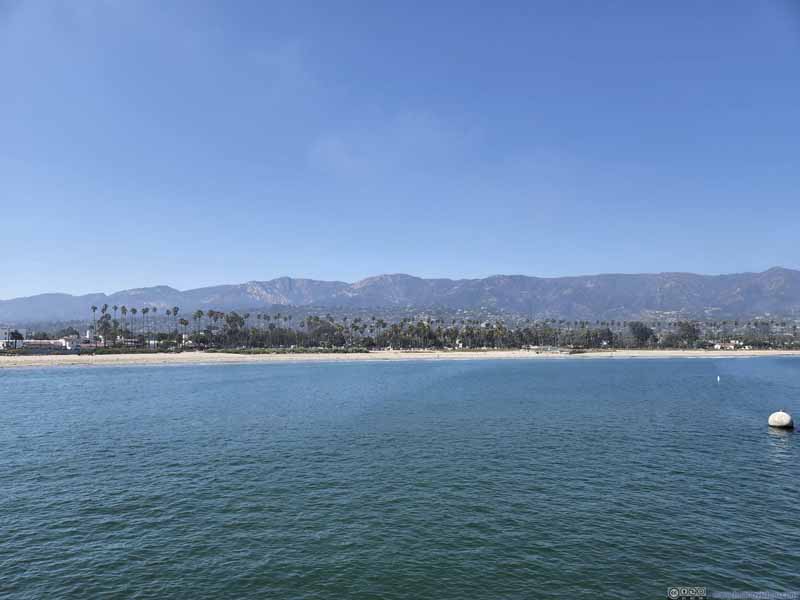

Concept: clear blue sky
[[2, 0, 799, 299]]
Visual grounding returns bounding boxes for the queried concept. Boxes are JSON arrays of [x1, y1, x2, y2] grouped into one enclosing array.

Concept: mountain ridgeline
[[2, 268, 800, 324]]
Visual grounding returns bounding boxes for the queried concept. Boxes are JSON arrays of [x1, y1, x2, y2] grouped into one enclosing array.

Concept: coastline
[[2, 348, 800, 369]]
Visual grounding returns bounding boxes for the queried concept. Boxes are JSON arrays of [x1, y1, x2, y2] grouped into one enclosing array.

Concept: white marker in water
[[717, 375, 721, 383]]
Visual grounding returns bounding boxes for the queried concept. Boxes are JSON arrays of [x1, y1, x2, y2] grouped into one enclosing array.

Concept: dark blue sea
[[2, 358, 800, 598]]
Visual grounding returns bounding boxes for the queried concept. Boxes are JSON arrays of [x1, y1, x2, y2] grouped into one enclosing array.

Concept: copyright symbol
[[667, 588, 680, 599]]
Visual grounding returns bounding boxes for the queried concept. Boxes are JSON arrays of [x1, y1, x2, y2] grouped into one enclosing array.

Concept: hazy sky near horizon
[[2, 0, 799, 298]]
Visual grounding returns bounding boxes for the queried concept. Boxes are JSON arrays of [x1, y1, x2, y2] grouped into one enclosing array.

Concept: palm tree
[[210, 310, 221, 345], [243, 313, 251, 347], [203, 310, 212, 344], [179, 318, 189, 348], [90, 305, 98, 342], [120, 306, 128, 339], [100, 304, 109, 346], [142, 307, 150, 347], [130, 307, 138, 340], [172, 307, 180, 343], [193, 310, 204, 338], [111, 305, 119, 344]]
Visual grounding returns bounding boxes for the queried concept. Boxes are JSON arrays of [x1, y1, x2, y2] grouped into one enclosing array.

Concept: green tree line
[[78, 306, 800, 351]]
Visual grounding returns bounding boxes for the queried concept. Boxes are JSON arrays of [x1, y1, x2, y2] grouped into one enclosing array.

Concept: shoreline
[[2, 349, 800, 370]]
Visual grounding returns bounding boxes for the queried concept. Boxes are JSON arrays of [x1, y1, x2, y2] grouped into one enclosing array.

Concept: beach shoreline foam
[[2, 349, 800, 369]]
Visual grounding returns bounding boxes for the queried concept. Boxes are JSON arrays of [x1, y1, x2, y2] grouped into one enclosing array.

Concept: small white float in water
[[768, 410, 794, 430]]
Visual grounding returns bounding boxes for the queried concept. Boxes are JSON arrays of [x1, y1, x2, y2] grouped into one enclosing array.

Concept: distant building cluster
[[3, 311, 800, 354], [1, 326, 81, 352]]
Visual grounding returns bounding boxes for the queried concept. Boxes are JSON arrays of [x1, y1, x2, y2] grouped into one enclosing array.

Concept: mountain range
[[2, 268, 800, 324]]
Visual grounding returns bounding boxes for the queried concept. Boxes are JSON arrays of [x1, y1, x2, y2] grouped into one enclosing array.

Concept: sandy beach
[[2, 349, 800, 369]]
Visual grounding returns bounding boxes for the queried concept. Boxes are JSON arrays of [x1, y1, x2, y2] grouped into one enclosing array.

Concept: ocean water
[[2, 358, 800, 599]]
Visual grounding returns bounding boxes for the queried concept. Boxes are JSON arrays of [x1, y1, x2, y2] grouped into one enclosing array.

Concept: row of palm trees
[[90, 303, 187, 346], [85, 305, 800, 350]]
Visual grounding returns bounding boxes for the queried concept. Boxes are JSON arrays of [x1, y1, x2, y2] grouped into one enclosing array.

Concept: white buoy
[[717, 375, 720, 383], [768, 410, 794, 429]]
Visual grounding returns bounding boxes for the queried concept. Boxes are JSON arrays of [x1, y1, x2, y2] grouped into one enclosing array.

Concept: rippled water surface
[[3, 358, 800, 598]]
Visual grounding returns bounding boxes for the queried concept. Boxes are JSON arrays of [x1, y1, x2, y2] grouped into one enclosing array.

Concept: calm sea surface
[[2, 358, 800, 599]]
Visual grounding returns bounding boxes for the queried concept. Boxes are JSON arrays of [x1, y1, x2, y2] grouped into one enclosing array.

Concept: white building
[[0, 326, 27, 349], [1, 326, 27, 339], [0, 327, 81, 351], [21, 337, 81, 351], [23, 339, 66, 350]]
